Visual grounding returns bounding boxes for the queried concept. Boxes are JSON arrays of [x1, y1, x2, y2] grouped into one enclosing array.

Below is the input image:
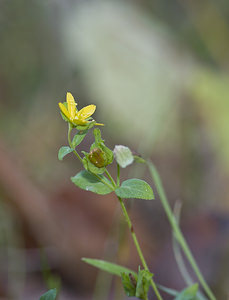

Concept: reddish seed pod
[[89, 147, 106, 168]]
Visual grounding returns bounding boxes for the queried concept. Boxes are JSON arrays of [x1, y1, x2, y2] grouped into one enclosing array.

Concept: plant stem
[[156, 284, 178, 297], [172, 203, 207, 300], [148, 162, 216, 300], [117, 196, 163, 300], [172, 202, 194, 286], [105, 169, 116, 188], [93, 173, 114, 191], [68, 124, 83, 163], [117, 164, 120, 187]]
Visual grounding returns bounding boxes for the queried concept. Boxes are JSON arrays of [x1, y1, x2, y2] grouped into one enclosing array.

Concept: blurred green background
[[1, 0, 229, 299]]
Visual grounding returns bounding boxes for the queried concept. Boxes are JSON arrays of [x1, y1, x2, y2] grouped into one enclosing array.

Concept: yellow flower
[[59, 92, 104, 127]]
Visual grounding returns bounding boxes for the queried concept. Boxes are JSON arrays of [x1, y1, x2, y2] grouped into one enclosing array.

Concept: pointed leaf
[[100, 143, 114, 165], [72, 130, 88, 148], [82, 258, 137, 277], [71, 170, 114, 194], [135, 269, 153, 300], [39, 288, 57, 300], [115, 179, 154, 200], [58, 146, 73, 160], [174, 284, 199, 300], [93, 128, 103, 145], [75, 121, 96, 131], [134, 155, 146, 164], [121, 272, 137, 297]]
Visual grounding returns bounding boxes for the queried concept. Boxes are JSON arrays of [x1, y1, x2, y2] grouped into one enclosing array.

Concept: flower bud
[[89, 147, 106, 168]]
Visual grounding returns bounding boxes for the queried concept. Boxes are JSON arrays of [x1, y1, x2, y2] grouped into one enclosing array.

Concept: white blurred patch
[[62, 0, 194, 153]]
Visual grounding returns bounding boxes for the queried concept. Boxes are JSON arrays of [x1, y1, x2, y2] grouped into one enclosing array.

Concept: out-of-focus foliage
[[192, 69, 229, 174], [0, 200, 25, 298], [0, 1, 73, 185]]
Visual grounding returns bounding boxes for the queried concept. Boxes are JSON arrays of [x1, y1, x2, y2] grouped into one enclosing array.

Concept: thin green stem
[[68, 123, 73, 146], [117, 164, 120, 187], [68, 124, 83, 163], [105, 169, 116, 188], [156, 284, 178, 297], [118, 197, 163, 300], [93, 173, 114, 191], [172, 203, 207, 300], [148, 161, 216, 300], [172, 202, 194, 286], [72, 149, 83, 163]]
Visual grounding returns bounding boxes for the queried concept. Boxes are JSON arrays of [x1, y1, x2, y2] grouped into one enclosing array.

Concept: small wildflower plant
[[40, 93, 217, 300]]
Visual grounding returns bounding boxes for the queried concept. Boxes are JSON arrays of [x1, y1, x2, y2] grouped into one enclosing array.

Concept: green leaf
[[134, 155, 146, 164], [121, 272, 137, 297], [76, 121, 96, 131], [135, 269, 153, 300], [58, 146, 73, 160], [82, 258, 137, 277], [174, 284, 199, 300], [91, 129, 114, 166], [71, 170, 114, 195], [100, 143, 114, 165], [93, 128, 103, 145], [39, 288, 57, 300], [72, 130, 88, 148], [115, 179, 154, 200], [114, 145, 134, 168]]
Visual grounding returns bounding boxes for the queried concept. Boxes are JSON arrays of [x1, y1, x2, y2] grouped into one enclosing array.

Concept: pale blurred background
[[1, 0, 229, 299]]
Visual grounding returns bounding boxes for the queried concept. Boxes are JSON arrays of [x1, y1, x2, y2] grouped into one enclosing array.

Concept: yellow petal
[[74, 119, 89, 126], [95, 123, 104, 126], [66, 92, 76, 120], [59, 102, 71, 120], [77, 105, 96, 120]]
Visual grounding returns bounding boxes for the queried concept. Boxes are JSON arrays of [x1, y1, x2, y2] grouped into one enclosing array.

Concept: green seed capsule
[[89, 148, 106, 168]]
